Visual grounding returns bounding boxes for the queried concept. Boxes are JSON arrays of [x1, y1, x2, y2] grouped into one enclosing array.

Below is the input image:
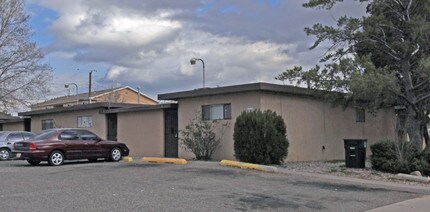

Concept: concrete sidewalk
[[368, 195, 430, 212]]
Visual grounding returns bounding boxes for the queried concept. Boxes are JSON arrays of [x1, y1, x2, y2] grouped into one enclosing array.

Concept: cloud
[[30, 0, 367, 98]]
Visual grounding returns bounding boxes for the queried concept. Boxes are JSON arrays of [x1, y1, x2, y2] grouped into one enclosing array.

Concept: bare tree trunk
[[421, 124, 429, 147], [406, 114, 423, 151]]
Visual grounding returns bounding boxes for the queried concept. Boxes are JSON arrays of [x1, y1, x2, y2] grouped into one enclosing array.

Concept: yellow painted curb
[[220, 160, 278, 173], [122, 156, 134, 162], [141, 157, 187, 165]]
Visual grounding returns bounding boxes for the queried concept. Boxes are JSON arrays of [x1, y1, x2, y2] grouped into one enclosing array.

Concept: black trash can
[[344, 139, 367, 168]]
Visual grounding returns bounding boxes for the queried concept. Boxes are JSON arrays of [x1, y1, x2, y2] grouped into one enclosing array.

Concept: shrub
[[179, 112, 228, 160], [370, 139, 430, 175], [233, 109, 289, 165]]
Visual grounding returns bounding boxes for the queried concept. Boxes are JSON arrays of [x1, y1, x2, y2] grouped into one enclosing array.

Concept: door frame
[[164, 108, 178, 158]]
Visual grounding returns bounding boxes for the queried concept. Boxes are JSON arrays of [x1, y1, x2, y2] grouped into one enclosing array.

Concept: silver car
[[0, 131, 35, 160]]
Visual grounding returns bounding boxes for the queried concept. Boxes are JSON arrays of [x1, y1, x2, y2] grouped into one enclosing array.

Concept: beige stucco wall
[[177, 91, 396, 162], [117, 109, 164, 157], [95, 88, 157, 105], [30, 109, 107, 139], [178, 92, 261, 160], [2, 122, 24, 131], [260, 92, 396, 161]]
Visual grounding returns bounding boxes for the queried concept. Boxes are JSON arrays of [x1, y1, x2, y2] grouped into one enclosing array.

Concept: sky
[[24, 0, 367, 101]]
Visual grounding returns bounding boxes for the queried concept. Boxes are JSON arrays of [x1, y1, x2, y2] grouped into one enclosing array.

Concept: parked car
[[0, 131, 35, 160], [13, 128, 129, 166]]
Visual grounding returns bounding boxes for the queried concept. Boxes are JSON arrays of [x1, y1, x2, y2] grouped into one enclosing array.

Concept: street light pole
[[65, 83, 79, 105], [190, 58, 205, 88]]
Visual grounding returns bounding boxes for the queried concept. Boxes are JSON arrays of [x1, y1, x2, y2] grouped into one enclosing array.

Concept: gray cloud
[[30, 0, 366, 98]]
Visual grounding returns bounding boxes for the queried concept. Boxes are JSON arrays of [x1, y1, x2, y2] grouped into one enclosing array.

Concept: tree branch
[[416, 93, 430, 104]]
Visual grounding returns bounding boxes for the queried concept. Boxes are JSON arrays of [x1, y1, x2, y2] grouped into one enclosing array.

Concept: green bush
[[370, 140, 430, 175], [179, 112, 228, 160], [233, 109, 289, 165]]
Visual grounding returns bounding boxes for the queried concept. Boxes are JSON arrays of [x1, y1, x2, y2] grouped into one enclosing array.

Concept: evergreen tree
[[277, 0, 430, 150]]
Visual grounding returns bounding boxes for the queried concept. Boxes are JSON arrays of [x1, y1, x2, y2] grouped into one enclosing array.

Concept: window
[[33, 130, 56, 140], [22, 132, 34, 140], [7, 133, 24, 142], [77, 116, 93, 128], [42, 119, 54, 130], [59, 130, 79, 140], [77, 130, 99, 141], [356, 108, 365, 123], [202, 103, 231, 120]]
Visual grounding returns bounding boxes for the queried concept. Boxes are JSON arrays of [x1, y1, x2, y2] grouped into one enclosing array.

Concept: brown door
[[164, 109, 178, 158], [107, 114, 117, 141], [24, 118, 31, 132]]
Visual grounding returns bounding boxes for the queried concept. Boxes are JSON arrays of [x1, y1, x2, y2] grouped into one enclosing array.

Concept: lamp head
[[190, 58, 196, 65]]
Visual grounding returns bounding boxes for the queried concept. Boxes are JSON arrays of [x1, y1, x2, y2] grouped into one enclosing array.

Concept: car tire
[[0, 148, 11, 161], [109, 147, 122, 162], [48, 150, 64, 166], [27, 160, 41, 165]]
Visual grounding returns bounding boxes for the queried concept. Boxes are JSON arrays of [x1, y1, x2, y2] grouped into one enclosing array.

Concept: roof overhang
[[158, 82, 323, 101], [19, 103, 143, 116], [101, 103, 177, 114]]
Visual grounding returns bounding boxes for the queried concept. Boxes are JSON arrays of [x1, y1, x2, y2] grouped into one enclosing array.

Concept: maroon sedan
[[13, 128, 129, 166]]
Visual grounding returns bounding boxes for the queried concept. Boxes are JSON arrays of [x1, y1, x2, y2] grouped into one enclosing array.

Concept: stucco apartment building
[[8, 82, 395, 161], [158, 83, 396, 161]]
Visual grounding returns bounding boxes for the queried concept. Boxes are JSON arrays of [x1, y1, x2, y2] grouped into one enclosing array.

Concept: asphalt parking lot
[[0, 160, 429, 212]]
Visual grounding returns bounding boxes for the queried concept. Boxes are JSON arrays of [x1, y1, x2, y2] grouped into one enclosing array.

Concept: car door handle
[[84, 143, 89, 145], [7, 142, 11, 145]]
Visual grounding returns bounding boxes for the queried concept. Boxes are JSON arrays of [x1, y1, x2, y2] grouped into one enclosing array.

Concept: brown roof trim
[[101, 103, 177, 114], [0, 118, 25, 124], [158, 82, 323, 100], [31, 87, 122, 107], [19, 102, 142, 116]]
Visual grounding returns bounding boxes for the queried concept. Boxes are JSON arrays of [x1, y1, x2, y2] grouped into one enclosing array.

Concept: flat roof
[[0, 118, 24, 124], [19, 102, 143, 116], [101, 103, 177, 114], [158, 82, 324, 101]]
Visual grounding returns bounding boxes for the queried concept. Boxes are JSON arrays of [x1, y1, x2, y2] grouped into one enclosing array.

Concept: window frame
[[202, 103, 231, 121], [356, 108, 365, 123], [42, 119, 54, 130], [77, 116, 93, 128]]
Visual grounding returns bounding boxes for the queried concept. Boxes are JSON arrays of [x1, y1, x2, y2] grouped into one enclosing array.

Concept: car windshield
[[32, 130, 57, 140]]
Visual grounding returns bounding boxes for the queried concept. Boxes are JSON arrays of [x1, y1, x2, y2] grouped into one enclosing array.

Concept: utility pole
[[137, 86, 140, 104], [88, 70, 97, 103]]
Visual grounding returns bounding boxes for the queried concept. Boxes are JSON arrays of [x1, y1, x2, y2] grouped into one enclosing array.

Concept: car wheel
[[0, 148, 10, 161], [48, 150, 64, 166], [27, 160, 41, 165], [110, 147, 122, 162]]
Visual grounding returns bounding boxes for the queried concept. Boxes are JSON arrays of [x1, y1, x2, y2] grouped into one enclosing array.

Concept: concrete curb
[[141, 157, 187, 165], [279, 169, 430, 192], [219, 160, 278, 173], [395, 174, 430, 183], [122, 156, 133, 163]]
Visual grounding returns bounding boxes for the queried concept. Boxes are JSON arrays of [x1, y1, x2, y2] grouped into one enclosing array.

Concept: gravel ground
[[282, 160, 430, 187]]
